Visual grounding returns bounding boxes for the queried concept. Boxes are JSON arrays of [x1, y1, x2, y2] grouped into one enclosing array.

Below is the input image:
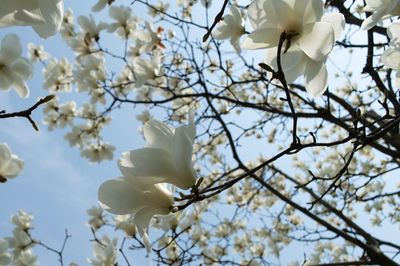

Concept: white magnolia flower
[[0, 239, 11, 266], [98, 181, 174, 253], [133, 55, 162, 88], [0, 34, 33, 98], [361, 0, 400, 30], [0, 143, 24, 183], [213, 6, 245, 53], [10, 210, 33, 230], [107, 5, 138, 38], [381, 21, 400, 86], [77, 15, 108, 41], [118, 114, 197, 189], [27, 43, 50, 63], [87, 206, 107, 231], [243, 0, 344, 97], [80, 143, 115, 163], [0, 0, 64, 39], [136, 110, 152, 124], [88, 236, 117, 266]]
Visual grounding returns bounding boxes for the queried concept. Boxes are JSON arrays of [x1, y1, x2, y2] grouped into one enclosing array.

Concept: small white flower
[[0, 0, 64, 39], [213, 6, 245, 53], [87, 206, 107, 231], [133, 55, 163, 88], [77, 15, 108, 41], [27, 43, 50, 63], [0, 34, 33, 98], [0, 143, 24, 183], [136, 110, 152, 124]]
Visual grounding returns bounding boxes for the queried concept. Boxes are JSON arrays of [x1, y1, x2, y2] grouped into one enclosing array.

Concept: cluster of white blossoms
[[0, 143, 23, 183], [98, 113, 197, 252], [1, 210, 38, 266]]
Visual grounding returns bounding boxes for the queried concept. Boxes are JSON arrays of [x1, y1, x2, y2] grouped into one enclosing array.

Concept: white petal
[[32, 0, 64, 38], [14, 9, 45, 24], [304, 59, 328, 97], [0, 143, 12, 165], [381, 47, 400, 69], [0, 73, 12, 90], [11, 58, 33, 80], [12, 79, 30, 98], [295, 0, 324, 25], [361, 9, 386, 31], [98, 178, 147, 215], [142, 232, 152, 254], [135, 207, 169, 237], [264, 45, 304, 71], [242, 27, 280, 50], [388, 21, 400, 44], [247, 0, 279, 29], [270, 0, 296, 28], [0, 33, 22, 63], [298, 22, 334, 61], [1, 155, 23, 178], [395, 70, 400, 87], [143, 119, 174, 151], [213, 23, 231, 40], [322, 13, 345, 41], [172, 125, 197, 189], [126, 147, 177, 180]]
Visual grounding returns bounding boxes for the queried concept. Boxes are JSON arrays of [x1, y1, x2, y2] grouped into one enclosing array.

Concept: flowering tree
[[1, 0, 400, 265]]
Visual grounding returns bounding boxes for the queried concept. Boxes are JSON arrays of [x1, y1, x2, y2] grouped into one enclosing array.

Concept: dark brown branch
[[0, 95, 55, 131]]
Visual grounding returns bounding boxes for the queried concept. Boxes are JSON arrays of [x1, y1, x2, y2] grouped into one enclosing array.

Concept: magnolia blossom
[[243, 0, 344, 97], [361, 0, 400, 30], [0, 0, 64, 39], [118, 115, 197, 189], [133, 55, 163, 88], [0, 143, 24, 183], [381, 21, 400, 86], [98, 180, 174, 252], [213, 6, 245, 53], [0, 34, 33, 98]]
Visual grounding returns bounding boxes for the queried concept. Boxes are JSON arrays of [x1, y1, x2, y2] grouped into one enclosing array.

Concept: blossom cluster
[[0, 210, 38, 266]]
